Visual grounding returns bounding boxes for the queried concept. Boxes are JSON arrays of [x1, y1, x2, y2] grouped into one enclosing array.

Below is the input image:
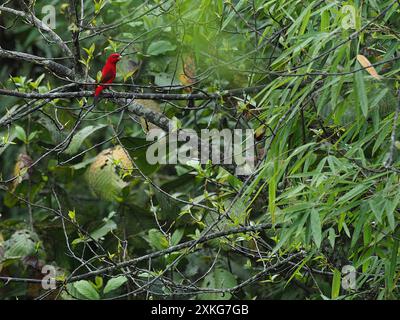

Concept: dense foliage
[[0, 0, 399, 300]]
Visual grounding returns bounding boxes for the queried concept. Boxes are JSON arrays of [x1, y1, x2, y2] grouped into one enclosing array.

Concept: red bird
[[94, 53, 121, 100]]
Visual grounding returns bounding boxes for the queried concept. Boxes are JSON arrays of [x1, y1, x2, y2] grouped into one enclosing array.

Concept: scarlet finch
[[94, 53, 121, 100]]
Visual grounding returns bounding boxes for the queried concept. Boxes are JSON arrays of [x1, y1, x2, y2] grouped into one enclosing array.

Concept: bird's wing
[[100, 68, 115, 84]]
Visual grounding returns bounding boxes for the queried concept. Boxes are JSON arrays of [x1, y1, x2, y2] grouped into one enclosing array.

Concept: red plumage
[[94, 53, 121, 99]]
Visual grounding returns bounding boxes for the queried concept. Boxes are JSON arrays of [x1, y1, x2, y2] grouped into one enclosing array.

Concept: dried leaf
[[10, 153, 33, 192], [179, 55, 196, 92], [356, 54, 381, 80]]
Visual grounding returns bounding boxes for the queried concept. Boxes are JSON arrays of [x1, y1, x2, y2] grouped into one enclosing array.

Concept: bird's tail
[[94, 85, 105, 97], [94, 85, 105, 106]]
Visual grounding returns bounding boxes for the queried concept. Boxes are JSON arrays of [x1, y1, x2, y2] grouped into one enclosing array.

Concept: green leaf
[[321, 10, 330, 31], [94, 276, 103, 290], [384, 193, 400, 231], [147, 40, 176, 56], [351, 212, 369, 248], [337, 184, 370, 204], [354, 71, 368, 118], [153, 189, 182, 222], [14, 125, 27, 143], [199, 269, 237, 300], [103, 276, 128, 294], [147, 229, 169, 250], [170, 229, 184, 246], [68, 210, 76, 221], [331, 269, 341, 299], [123, 69, 137, 82], [119, 137, 160, 176], [363, 222, 372, 246], [64, 124, 107, 155], [269, 171, 277, 224], [387, 239, 399, 293], [29, 74, 45, 89], [369, 196, 384, 223], [27, 131, 39, 142], [3, 229, 38, 259], [328, 228, 336, 249], [0, 130, 16, 156], [310, 208, 322, 248], [221, 0, 245, 31], [299, 5, 311, 35], [90, 220, 117, 241], [153, 72, 179, 86], [73, 280, 100, 300]]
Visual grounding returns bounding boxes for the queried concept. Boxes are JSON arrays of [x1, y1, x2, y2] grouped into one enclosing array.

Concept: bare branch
[[0, 47, 73, 78], [0, 5, 73, 58], [67, 222, 274, 283], [0, 85, 268, 100], [67, 0, 85, 79]]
